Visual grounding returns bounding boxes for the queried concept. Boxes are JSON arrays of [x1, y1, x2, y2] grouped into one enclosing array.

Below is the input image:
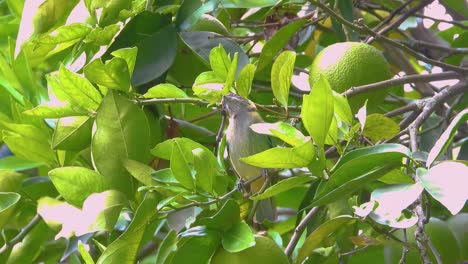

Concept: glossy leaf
[[170, 139, 195, 190], [333, 92, 353, 124], [170, 228, 221, 264], [143, 84, 188, 99], [56, 66, 103, 111], [210, 44, 231, 79], [427, 109, 468, 167], [0, 156, 43, 171], [0, 170, 24, 192], [0, 192, 21, 229], [51, 116, 93, 151], [311, 144, 411, 207], [193, 71, 225, 102], [222, 221, 255, 252], [2, 130, 55, 165], [38, 191, 125, 238], [123, 159, 157, 187], [256, 19, 307, 74], [198, 200, 241, 231], [236, 64, 255, 98], [97, 194, 158, 264], [223, 52, 238, 93], [84, 24, 121, 46], [241, 139, 315, 168], [301, 76, 334, 148], [92, 90, 150, 197], [36, 23, 91, 44], [251, 175, 316, 200], [250, 122, 306, 147], [48, 167, 108, 207], [296, 216, 356, 264], [84, 57, 131, 92], [418, 162, 468, 215], [105, 12, 176, 86], [193, 147, 216, 193], [111, 47, 138, 76], [271, 50, 295, 108], [155, 230, 178, 264]]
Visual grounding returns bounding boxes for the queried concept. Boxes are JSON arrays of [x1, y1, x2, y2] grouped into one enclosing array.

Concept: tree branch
[[284, 207, 321, 257], [0, 215, 41, 255], [343, 71, 462, 97]]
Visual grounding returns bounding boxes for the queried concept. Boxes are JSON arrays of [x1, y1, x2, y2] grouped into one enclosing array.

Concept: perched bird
[[222, 93, 276, 222]]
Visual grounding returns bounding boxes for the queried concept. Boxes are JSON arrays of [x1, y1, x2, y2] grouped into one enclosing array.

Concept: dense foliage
[[0, 0, 467, 263]]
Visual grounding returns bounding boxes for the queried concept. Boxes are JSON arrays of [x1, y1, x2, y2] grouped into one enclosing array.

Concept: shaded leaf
[[251, 175, 316, 200], [362, 114, 400, 142], [222, 221, 255, 252]]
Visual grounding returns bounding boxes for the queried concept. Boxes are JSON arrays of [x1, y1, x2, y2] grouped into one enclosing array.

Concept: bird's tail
[[255, 198, 276, 223], [250, 174, 276, 223]]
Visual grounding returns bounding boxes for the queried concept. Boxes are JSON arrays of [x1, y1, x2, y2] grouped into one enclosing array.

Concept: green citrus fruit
[[309, 42, 395, 112], [211, 235, 290, 264]]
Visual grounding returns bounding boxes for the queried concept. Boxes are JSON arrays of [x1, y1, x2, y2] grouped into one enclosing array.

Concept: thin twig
[[0, 215, 41, 255], [343, 71, 462, 97], [160, 174, 264, 215], [137, 97, 209, 106], [284, 207, 321, 257], [366, 0, 434, 44], [399, 229, 409, 264]]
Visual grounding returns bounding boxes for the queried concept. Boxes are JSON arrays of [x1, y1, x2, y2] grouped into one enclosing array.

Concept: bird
[[222, 93, 276, 223]]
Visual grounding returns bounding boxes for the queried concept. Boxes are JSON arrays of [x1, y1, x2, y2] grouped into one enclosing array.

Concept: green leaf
[[310, 144, 411, 207], [221, 0, 279, 8], [223, 53, 238, 93], [222, 221, 255, 252], [78, 242, 95, 264], [170, 228, 221, 264], [210, 44, 231, 79], [0, 170, 24, 192], [301, 76, 334, 148], [362, 114, 400, 142], [143, 84, 188, 99], [92, 90, 150, 197], [95, 0, 132, 26], [84, 24, 121, 46], [427, 109, 468, 167], [2, 130, 55, 165], [57, 66, 103, 111], [193, 71, 225, 102], [364, 183, 423, 228], [155, 230, 177, 264], [0, 156, 43, 171], [193, 147, 216, 193], [84, 57, 131, 92], [236, 64, 255, 98], [256, 19, 307, 74], [31, 0, 80, 34], [170, 140, 195, 190], [111, 47, 138, 76], [48, 167, 108, 207], [176, 0, 217, 30], [6, 220, 53, 263], [36, 23, 91, 44], [241, 139, 315, 168], [123, 159, 157, 186], [417, 162, 468, 215], [105, 12, 176, 85], [0, 192, 20, 229], [97, 193, 158, 264], [296, 216, 356, 264], [38, 191, 125, 238], [198, 200, 241, 231], [251, 175, 316, 200], [333, 92, 353, 124], [271, 50, 295, 108], [52, 116, 93, 151], [250, 122, 306, 147]]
